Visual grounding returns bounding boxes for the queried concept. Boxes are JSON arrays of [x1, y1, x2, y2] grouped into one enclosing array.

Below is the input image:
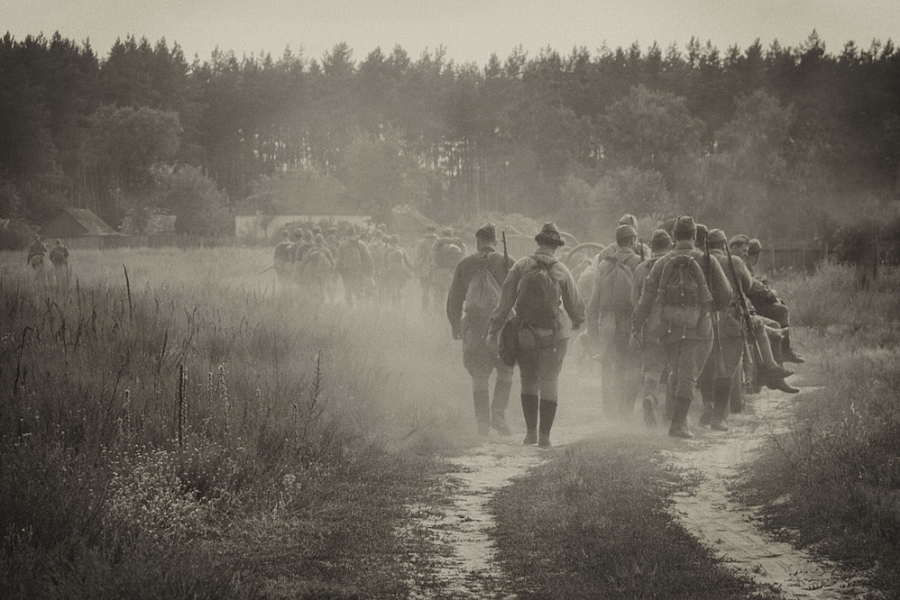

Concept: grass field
[[0, 247, 475, 598], [736, 262, 900, 595], [3, 248, 898, 597]]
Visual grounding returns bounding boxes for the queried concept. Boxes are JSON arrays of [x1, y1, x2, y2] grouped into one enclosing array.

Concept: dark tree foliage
[[0, 30, 898, 240]]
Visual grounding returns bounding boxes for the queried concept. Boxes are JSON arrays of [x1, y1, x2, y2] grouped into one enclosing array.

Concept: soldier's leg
[[536, 339, 568, 448], [491, 361, 514, 436], [641, 342, 665, 427], [711, 338, 743, 431], [697, 357, 716, 427], [517, 348, 540, 445], [667, 338, 713, 439], [597, 317, 617, 418], [729, 355, 745, 413], [463, 329, 492, 435]]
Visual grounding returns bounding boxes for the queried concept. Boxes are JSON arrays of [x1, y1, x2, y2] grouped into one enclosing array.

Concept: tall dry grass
[[0, 247, 474, 597], [744, 261, 900, 594]]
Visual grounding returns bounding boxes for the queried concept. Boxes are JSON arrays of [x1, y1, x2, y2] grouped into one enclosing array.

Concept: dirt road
[[401, 371, 867, 598]]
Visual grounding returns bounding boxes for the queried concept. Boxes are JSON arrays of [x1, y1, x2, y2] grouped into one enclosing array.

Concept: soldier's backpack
[[657, 254, 711, 330], [464, 252, 502, 317], [385, 247, 410, 279], [515, 257, 561, 329], [304, 247, 332, 278], [597, 255, 636, 311], [338, 240, 363, 272], [274, 241, 293, 262], [433, 239, 463, 269]]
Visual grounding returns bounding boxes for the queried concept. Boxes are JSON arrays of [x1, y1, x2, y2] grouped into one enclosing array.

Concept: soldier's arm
[[488, 259, 524, 337], [633, 258, 663, 332], [446, 260, 468, 337], [711, 258, 734, 312], [631, 264, 648, 309], [559, 264, 585, 330], [585, 263, 605, 336]]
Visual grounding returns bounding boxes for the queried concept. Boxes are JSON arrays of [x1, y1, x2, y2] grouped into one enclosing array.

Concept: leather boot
[[710, 378, 731, 431], [474, 390, 490, 436], [491, 379, 512, 436], [538, 399, 557, 448], [642, 392, 658, 428], [766, 376, 800, 394], [521, 394, 539, 445], [782, 330, 805, 364], [668, 396, 694, 439]]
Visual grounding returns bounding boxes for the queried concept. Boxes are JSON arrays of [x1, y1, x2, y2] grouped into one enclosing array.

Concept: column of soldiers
[[25, 235, 69, 289], [268, 223, 420, 308], [442, 214, 804, 445]]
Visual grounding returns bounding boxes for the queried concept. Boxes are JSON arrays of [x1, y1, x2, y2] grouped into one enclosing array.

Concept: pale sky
[[3, 0, 899, 65]]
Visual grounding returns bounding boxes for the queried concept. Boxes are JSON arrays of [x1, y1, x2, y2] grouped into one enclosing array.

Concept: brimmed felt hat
[[535, 222, 565, 247], [441, 227, 454, 237], [748, 238, 762, 255]]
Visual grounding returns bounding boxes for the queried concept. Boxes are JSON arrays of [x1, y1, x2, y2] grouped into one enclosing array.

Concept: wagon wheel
[[560, 231, 579, 247], [562, 242, 606, 267]]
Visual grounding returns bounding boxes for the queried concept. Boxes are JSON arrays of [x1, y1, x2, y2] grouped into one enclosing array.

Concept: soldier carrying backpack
[[447, 223, 516, 437], [431, 227, 466, 312], [632, 216, 732, 439], [488, 222, 584, 448], [586, 224, 643, 422]]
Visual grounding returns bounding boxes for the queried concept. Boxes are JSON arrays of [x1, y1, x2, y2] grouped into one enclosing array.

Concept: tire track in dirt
[[665, 386, 872, 599], [399, 370, 611, 599]]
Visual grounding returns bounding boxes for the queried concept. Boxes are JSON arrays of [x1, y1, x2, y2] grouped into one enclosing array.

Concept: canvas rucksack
[[597, 255, 636, 311], [464, 252, 502, 318], [274, 241, 293, 262], [657, 253, 712, 330], [433, 239, 463, 269], [515, 257, 561, 329], [338, 240, 363, 272], [304, 247, 332, 277]]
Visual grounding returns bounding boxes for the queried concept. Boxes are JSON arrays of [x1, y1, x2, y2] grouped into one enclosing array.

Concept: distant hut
[[388, 204, 439, 245], [40, 208, 116, 238]]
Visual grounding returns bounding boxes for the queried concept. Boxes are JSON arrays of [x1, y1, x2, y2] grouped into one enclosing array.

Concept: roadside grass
[[737, 262, 900, 596], [0, 248, 471, 598], [491, 434, 778, 599]]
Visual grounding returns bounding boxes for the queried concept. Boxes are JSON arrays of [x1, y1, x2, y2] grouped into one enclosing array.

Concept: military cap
[[748, 239, 762, 255], [617, 213, 638, 228], [535, 222, 565, 247], [475, 222, 497, 241], [390, 234, 400, 244], [313, 233, 325, 245], [729, 234, 750, 247], [441, 227, 454, 237], [650, 229, 672, 251], [615, 224, 637, 242], [708, 228, 727, 244], [673, 216, 696, 236]]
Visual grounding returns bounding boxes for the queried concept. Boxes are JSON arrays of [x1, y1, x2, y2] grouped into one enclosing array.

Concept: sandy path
[[400, 368, 616, 599], [401, 370, 870, 599], [666, 386, 871, 599]]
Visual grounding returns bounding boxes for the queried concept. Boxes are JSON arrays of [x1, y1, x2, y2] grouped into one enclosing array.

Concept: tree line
[[1, 30, 898, 242]]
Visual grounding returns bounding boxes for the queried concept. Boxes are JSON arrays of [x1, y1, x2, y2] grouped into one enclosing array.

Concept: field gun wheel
[[562, 242, 605, 268]]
